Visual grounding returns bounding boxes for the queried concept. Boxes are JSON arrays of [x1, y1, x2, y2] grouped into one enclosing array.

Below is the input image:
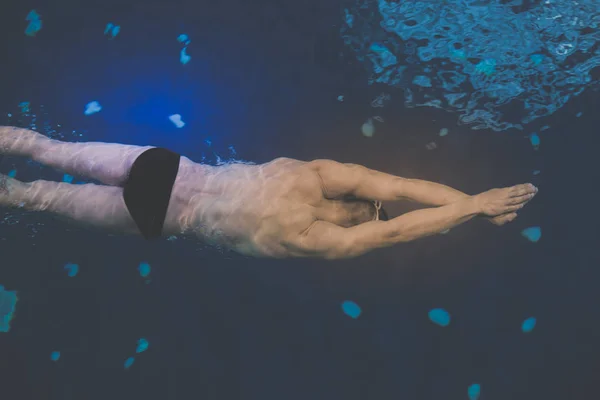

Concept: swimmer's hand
[[474, 183, 537, 218], [485, 213, 517, 226]]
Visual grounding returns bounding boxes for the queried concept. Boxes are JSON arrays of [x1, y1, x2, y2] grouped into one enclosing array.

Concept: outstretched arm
[[289, 184, 535, 259], [309, 159, 470, 205], [292, 197, 481, 259]]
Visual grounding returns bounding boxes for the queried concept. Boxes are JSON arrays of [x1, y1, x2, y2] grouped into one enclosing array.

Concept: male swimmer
[[0, 126, 537, 259]]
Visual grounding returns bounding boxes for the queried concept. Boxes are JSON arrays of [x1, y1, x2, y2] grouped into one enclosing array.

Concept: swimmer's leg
[[1, 174, 141, 235], [0, 126, 153, 186]]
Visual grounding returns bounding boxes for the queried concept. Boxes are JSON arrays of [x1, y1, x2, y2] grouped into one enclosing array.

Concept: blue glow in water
[[177, 34, 190, 45], [529, 133, 540, 149], [368, 43, 398, 73], [25, 10, 40, 21], [530, 54, 544, 65], [50, 351, 61, 361], [136, 338, 149, 353], [576, 112, 584, 117], [341, 300, 362, 319], [468, 383, 481, 400], [62, 174, 74, 183], [533, 170, 541, 175], [439, 128, 449, 137], [124, 357, 135, 369], [169, 114, 186, 128], [344, 9, 354, 28], [180, 48, 191, 65], [138, 262, 151, 278], [8, 169, 17, 178], [522, 317, 537, 333], [521, 227, 542, 243], [18, 102, 30, 113], [475, 58, 497, 76], [25, 10, 42, 37], [104, 23, 120, 38], [428, 308, 451, 327], [0, 285, 18, 333], [413, 75, 432, 87], [64, 263, 79, 277], [84, 101, 102, 116]]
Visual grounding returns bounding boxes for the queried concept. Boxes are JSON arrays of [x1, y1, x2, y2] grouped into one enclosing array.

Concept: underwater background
[[1, 0, 599, 399]]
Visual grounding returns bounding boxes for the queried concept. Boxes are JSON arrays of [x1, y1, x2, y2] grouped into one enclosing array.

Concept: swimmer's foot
[[0, 126, 44, 156], [474, 183, 538, 217], [0, 173, 25, 208]]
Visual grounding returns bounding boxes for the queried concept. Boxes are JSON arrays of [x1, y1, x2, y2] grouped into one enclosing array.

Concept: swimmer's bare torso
[[167, 154, 537, 259], [177, 158, 379, 258]]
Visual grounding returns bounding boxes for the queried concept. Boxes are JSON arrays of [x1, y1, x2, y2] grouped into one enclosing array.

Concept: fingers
[[504, 203, 525, 212], [509, 183, 538, 197], [488, 212, 518, 226], [507, 192, 535, 205]]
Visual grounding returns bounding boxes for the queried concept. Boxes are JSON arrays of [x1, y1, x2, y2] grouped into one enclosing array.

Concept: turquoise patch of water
[[0, 285, 18, 333], [180, 48, 191, 65], [529, 133, 540, 149], [136, 338, 149, 354], [468, 383, 481, 400], [428, 308, 451, 327], [84, 101, 102, 116], [522, 317, 537, 333], [177, 34, 190, 45], [124, 357, 135, 369], [530, 54, 544, 65], [64, 263, 79, 277], [341, 301, 362, 319], [25, 10, 42, 37], [521, 227, 542, 242], [138, 262, 151, 278], [169, 114, 185, 128]]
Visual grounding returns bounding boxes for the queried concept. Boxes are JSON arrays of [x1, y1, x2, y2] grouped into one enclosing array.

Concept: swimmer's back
[[186, 157, 322, 257]]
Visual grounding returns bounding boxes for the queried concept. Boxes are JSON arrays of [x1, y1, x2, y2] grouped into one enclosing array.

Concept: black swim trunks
[[123, 148, 181, 239]]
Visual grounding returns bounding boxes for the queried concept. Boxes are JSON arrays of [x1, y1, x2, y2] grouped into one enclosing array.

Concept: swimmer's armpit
[[308, 159, 405, 201]]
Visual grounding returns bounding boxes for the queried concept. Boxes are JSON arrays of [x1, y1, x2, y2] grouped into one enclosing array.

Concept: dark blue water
[[1, 0, 599, 399]]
